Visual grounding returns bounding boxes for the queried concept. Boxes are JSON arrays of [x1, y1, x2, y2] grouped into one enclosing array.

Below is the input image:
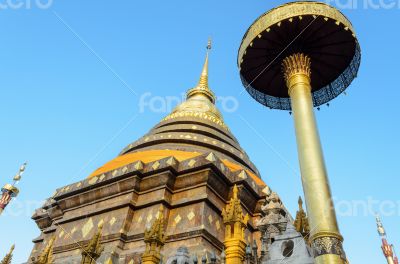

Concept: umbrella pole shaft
[[283, 53, 346, 264]]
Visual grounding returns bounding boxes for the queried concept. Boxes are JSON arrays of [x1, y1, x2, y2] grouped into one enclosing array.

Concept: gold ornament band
[[312, 236, 347, 260]]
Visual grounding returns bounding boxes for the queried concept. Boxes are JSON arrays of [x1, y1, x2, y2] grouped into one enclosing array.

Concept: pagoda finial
[[141, 206, 166, 264], [0, 245, 15, 264], [162, 37, 228, 130], [198, 37, 211, 87], [186, 38, 215, 103], [81, 222, 104, 264], [32, 236, 55, 264]]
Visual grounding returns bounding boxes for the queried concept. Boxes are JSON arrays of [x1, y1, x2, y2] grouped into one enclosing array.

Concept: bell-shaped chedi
[[29, 41, 270, 263]]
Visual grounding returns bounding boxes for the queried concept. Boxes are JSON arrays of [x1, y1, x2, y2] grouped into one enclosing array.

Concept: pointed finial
[[294, 196, 310, 241], [298, 196, 303, 209], [198, 39, 210, 89], [233, 185, 239, 199], [207, 37, 212, 50], [186, 38, 215, 103]]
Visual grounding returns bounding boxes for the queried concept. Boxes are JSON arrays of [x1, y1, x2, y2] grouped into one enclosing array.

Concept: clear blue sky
[[0, 0, 398, 263]]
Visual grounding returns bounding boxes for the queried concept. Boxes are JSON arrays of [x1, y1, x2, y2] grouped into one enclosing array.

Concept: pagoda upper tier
[[89, 44, 261, 182]]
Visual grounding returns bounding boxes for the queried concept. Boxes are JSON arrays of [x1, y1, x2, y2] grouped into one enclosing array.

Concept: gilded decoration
[[222, 185, 249, 264], [312, 236, 346, 260], [293, 197, 310, 241], [238, 1, 356, 64], [282, 53, 311, 94], [142, 207, 166, 264], [32, 237, 56, 264], [0, 245, 14, 264], [81, 223, 104, 264], [222, 185, 249, 227]]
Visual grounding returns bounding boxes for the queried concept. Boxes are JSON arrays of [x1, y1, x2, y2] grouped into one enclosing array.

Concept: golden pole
[[282, 53, 346, 264]]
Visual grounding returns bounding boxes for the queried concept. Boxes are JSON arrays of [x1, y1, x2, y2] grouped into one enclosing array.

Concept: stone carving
[[257, 192, 287, 234]]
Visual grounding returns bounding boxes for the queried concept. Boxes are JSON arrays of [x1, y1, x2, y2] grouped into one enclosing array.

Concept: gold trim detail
[[282, 53, 311, 95], [238, 1, 356, 66], [312, 236, 346, 260], [142, 207, 166, 264]]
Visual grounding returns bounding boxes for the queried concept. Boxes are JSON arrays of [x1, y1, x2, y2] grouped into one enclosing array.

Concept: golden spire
[[81, 223, 104, 264], [222, 185, 249, 264], [222, 185, 249, 225], [0, 245, 15, 264], [293, 196, 310, 241], [32, 236, 55, 264], [186, 37, 215, 103], [197, 38, 211, 88], [142, 206, 166, 264], [163, 38, 228, 130]]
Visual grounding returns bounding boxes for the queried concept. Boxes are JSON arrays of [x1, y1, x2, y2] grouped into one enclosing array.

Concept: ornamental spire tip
[[186, 38, 215, 103]]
